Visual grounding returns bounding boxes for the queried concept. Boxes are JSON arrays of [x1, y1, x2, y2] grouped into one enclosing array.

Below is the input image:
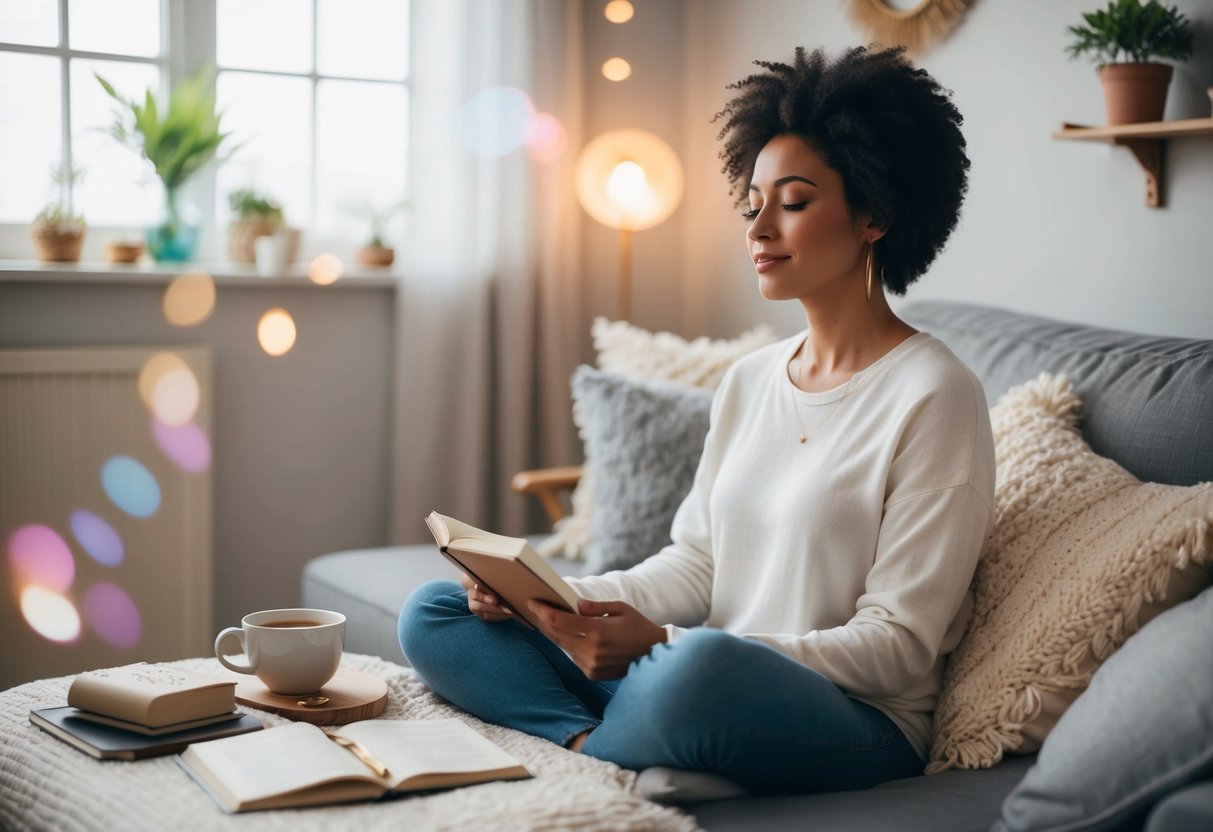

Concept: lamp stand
[[616, 227, 632, 321]]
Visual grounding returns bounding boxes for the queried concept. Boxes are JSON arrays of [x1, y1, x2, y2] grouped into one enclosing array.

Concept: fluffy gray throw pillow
[[571, 366, 712, 574]]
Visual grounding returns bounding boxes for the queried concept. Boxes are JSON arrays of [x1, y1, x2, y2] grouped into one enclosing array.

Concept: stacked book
[[30, 663, 263, 760]]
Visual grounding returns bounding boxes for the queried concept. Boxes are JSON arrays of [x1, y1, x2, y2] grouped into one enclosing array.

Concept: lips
[[753, 254, 790, 273]]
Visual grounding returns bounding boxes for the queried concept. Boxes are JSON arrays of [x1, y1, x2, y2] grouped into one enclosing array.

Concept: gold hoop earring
[[865, 245, 874, 303]]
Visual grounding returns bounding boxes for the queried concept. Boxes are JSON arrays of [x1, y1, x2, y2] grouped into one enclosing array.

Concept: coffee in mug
[[214, 608, 345, 694]]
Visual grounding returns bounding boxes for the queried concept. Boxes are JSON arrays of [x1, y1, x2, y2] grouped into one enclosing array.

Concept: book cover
[[67, 663, 236, 728], [69, 709, 243, 736], [425, 511, 583, 630], [177, 718, 531, 813], [29, 707, 263, 761]]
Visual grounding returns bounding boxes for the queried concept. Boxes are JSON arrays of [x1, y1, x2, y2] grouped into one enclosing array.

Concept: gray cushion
[[692, 753, 1037, 832], [994, 586, 1213, 832], [572, 366, 714, 573], [1145, 779, 1213, 832], [901, 301, 1213, 487]]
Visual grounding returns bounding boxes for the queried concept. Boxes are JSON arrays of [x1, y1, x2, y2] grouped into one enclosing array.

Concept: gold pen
[[323, 729, 391, 779]]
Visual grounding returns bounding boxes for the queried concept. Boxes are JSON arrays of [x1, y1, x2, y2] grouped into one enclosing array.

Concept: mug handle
[[214, 627, 256, 674]]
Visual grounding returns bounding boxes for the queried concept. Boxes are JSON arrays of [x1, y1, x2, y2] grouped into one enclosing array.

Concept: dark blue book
[[29, 706, 264, 760]]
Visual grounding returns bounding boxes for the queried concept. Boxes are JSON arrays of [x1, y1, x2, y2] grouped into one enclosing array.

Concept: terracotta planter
[[31, 226, 84, 262], [1099, 63, 1173, 125], [104, 239, 145, 264], [356, 245, 395, 267], [228, 221, 301, 264]]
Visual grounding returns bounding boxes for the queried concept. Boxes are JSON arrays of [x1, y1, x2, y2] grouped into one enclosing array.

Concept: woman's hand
[[526, 598, 667, 681], [459, 574, 515, 623]]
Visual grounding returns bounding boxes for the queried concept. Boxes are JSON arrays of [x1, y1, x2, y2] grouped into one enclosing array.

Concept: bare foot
[[568, 729, 593, 753]]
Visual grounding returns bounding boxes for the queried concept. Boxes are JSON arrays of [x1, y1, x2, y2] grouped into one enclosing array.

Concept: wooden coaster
[[228, 666, 388, 725]]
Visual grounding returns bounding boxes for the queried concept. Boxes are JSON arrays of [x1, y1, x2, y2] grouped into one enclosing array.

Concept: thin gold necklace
[[787, 345, 853, 445]]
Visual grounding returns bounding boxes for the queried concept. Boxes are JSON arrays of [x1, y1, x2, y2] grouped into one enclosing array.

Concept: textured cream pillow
[[927, 373, 1213, 774], [538, 317, 776, 560]]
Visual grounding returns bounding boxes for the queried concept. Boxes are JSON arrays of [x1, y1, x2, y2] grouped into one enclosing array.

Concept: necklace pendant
[[798, 434, 807, 444]]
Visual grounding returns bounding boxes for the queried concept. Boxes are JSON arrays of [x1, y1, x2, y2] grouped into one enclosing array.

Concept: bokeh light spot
[[151, 365, 200, 427], [604, 0, 634, 23], [163, 272, 216, 326], [308, 254, 343, 285], [258, 308, 297, 357], [20, 586, 82, 643], [69, 510, 124, 567], [460, 87, 534, 158], [101, 456, 161, 518], [602, 57, 632, 82], [84, 582, 143, 649], [526, 112, 568, 163], [138, 352, 189, 410], [152, 418, 212, 473], [8, 524, 75, 591]]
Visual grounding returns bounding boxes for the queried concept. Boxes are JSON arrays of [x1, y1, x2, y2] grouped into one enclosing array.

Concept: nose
[[747, 207, 775, 242]]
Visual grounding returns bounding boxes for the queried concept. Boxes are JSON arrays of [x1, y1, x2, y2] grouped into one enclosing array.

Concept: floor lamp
[[574, 129, 684, 321]]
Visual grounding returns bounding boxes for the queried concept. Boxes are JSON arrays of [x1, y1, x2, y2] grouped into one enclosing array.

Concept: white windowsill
[[0, 260, 399, 289]]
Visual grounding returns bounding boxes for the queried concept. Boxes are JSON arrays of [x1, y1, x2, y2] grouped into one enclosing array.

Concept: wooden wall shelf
[[1051, 117, 1213, 208]]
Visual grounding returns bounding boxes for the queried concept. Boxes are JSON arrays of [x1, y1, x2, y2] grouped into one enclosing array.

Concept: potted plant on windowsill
[[352, 198, 407, 267], [1066, 0, 1194, 125], [226, 189, 299, 265], [97, 67, 234, 262], [30, 162, 86, 263]]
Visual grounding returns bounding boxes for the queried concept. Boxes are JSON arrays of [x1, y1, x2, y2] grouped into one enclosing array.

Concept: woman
[[399, 45, 994, 795]]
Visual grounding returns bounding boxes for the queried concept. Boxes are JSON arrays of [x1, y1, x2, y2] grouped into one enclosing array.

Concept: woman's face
[[745, 134, 877, 302]]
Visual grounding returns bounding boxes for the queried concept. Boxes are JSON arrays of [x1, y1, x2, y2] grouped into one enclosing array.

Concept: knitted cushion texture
[[927, 373, 1213, 773], [539, 317, 774, 561]]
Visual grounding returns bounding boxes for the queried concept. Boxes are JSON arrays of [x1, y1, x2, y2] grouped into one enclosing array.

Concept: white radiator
[[0, 346, 213, 689]]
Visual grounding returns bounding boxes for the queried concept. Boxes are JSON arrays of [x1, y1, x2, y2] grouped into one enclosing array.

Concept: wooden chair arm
[[510, 465, 583, 525]]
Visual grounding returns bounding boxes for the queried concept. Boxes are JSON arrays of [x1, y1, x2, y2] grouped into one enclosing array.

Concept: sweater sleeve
[[742, 482, 992, 698]]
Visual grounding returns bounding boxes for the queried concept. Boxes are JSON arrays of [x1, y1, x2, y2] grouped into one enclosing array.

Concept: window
[[0, 0, 163, 227], [0, 0, 410, 257], [215, 0, 410, 248]]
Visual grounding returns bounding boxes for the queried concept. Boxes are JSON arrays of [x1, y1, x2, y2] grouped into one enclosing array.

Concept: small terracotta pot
[[1099, 63, 1173, 125], [356, 245, 395, 267], [104, 239, 145, 264], [31, 226, 85, 262]]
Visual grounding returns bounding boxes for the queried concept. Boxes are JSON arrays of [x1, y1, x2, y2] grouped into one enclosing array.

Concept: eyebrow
[[749, 175, 818, 192]]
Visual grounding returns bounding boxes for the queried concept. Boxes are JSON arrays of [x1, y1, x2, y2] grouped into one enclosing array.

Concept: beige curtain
[[390, 0, 587, 543]]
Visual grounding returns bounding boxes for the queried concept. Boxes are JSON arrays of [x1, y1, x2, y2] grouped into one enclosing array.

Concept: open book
[[177, 718, 530, 813], [426, 511, 583, 629]]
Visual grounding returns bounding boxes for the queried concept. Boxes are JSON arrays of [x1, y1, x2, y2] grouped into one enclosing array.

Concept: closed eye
[[741, 202, 808, 221]]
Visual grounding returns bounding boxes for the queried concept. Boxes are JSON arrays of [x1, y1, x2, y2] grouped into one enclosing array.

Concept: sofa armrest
[[510, 465, 583, 524]]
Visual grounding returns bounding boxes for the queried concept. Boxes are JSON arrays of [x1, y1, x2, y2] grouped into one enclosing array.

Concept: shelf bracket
[[1113, 137, 1164, 208]]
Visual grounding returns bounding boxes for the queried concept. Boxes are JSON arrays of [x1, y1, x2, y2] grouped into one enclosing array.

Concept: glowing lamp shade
[[574, 129, 683, 320], [575, 129, 683, 233]]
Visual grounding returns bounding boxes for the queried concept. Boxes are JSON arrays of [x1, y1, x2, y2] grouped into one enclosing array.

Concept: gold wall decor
[[845, 0, 971, 55]]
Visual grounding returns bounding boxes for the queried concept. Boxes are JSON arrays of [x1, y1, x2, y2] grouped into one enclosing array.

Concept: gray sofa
[[304, 300, 1213, 832]]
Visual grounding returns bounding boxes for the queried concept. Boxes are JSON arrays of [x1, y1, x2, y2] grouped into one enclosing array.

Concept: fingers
[[461, 578, 515, 623]]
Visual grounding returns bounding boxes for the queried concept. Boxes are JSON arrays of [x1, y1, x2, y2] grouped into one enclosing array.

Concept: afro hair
[[713, 46, 969, 295]]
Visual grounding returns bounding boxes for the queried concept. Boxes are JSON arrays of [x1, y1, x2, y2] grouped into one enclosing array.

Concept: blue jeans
[[398, 579, 924, 795]]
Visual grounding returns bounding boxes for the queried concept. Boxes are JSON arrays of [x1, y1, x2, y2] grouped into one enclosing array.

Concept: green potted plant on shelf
[[97, 66, 234, 262], [227, 188, 290, 263], [30, 162, 86, 263], [351, 198, 407, 267], [1066, 0, 1194, 125]]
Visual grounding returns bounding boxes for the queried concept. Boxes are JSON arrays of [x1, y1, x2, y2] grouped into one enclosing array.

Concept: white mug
[[253, 234, 288, 277], [215, 608, 345, 694]]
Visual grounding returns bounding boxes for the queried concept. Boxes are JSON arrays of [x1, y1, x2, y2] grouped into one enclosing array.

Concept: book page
[[185, 722, 379, 803], [338, 719, 525, 790]]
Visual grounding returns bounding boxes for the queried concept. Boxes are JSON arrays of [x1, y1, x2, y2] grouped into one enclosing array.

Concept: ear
[[865, 217, 890, 245]]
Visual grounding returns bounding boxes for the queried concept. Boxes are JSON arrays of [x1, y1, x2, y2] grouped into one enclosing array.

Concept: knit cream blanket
[[0, 653, 699, 832]]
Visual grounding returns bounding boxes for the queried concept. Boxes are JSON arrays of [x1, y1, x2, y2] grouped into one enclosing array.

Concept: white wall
[[677, 0, 1213, 341]]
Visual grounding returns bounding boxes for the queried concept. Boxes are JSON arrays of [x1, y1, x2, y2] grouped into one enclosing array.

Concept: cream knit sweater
[[567, 331, 996, 762]]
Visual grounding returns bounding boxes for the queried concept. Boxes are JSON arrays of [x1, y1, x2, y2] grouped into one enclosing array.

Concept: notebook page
[[339, 719, 522, 788]]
